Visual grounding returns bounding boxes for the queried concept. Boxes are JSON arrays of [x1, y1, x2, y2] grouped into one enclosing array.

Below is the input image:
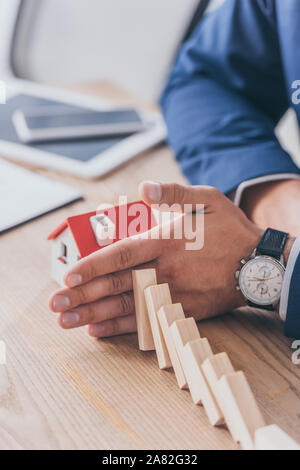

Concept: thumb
[[139, 181, 219, 211]]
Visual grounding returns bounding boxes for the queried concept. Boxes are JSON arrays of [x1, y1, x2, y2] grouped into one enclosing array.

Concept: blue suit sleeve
[[161, 0, 300, 194]]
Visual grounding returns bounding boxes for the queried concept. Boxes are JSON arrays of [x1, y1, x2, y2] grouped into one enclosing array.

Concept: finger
[[139, 181, 222, 211], [88, 314, 137, 338], [49, 269, 133, 312], [58, 291, 135, 329], [64, 236, 161, 287]]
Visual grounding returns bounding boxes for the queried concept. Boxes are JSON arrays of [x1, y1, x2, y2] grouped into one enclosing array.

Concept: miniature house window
[[58, 242, 68, 263], [90, 214, 116, 246]]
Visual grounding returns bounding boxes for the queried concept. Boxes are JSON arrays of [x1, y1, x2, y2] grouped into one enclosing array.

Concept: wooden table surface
[[0, 82, 300, 450]]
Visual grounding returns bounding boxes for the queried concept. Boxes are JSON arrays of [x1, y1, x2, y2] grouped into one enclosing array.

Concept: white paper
[[0, 159, 82, 233]]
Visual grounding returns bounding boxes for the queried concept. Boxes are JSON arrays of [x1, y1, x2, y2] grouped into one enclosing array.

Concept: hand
[[49, 182, 263, 338], [240, 179, 300, 236]]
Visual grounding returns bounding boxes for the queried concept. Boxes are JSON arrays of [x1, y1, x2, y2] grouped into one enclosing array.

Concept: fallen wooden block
[[218, 371, 266, 450], [132, 269, 157, 351], [157, 304, 187, 389], [170, 319, 223, 426], [170, 318, 200, 350], [182, 338, 224, 426], [202, 352, 234, 401], [255, 424, 300, 450], [144, 284, 172, 369]]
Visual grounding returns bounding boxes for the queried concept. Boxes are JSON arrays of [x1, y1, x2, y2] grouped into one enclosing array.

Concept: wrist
[[240, 179, 300, 237]]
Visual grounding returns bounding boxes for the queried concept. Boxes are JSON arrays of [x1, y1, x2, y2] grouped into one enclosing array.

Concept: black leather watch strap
[[256, 228, 288, 260], [247, 300, 275, 311]]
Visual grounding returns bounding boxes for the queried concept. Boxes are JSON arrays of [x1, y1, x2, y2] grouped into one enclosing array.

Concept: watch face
[[239, 256, 285, 306]]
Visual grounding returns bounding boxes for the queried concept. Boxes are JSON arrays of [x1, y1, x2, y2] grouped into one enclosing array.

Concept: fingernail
[[143, 181, 162, 202], [52, 295, 70, 311], [90, 324, 106, 337], [61, 311, 80, 328], [67, 273, 82, 287]]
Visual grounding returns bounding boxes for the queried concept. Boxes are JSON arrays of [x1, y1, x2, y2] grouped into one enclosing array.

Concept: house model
[[48, 200, 156, 286]]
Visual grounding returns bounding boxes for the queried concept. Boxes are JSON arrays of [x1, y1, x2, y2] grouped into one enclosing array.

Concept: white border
[[1, 79, 167, 179]]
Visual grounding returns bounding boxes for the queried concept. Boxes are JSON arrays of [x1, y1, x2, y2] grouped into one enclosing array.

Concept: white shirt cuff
[[233, 173, 300, 206], [279, 238, 300, 322]]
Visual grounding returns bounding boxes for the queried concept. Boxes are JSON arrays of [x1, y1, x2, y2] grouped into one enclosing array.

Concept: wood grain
[[0, 82, 300, 449], [132, 269, 157, 351]]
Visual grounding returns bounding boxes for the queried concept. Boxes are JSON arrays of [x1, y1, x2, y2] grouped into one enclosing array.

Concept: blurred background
[[0, 0, 225, 102], [0, 0, 299, 161]]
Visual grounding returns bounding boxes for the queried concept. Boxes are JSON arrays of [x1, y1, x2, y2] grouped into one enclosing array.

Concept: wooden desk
[[0, 83, 300, 450]]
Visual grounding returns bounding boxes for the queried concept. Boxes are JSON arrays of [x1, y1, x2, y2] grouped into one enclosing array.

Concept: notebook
[[0, 159, 82, 234]]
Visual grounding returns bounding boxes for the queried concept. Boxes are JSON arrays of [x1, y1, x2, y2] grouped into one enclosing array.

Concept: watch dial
[[239, 256, 285, 305]]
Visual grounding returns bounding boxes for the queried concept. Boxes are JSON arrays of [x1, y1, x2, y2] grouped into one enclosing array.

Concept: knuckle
[[86, 303, 96, 323], [115, 245, 132, 269], [110, 320, 119, 336], [86, 261, 98, 281], [77, 288, 88, 305], [172, 184, 185, 204], [108, 273, 124, 294], [207, 186, 222, 198], [119, 293, 133, 315]]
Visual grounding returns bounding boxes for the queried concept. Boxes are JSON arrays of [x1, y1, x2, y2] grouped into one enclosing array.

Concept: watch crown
[[236, 285, 241, 291], [240, 259, 247, 265], [235, 270, 240, 280]]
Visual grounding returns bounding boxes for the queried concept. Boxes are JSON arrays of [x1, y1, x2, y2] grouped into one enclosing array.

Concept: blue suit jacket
[[161, 0, 300, 338]]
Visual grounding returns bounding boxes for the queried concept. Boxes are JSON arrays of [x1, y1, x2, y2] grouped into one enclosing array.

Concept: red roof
[[47, 201, 156, 258]]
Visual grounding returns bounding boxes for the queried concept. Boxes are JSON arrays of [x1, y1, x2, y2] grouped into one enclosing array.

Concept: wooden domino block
[[157, 304, 187, 389], [181, 338, 224, 426], [170, 318, 200, 351], [218, 371, 266, 450], [255, 425, 300, 450], [144, 284, 172, 369], [132, 269, 157, 351], [202, 352, 234, 401]]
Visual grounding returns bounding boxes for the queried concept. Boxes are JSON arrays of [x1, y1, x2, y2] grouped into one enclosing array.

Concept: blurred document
[[0, 159, 82, 233]]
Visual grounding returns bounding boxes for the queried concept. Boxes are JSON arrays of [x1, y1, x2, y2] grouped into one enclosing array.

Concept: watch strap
[[247, 300, 275, 311], [256, 228, 288, 260]]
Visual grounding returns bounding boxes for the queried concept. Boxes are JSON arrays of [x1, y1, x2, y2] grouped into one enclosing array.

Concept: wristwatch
[[235, 228, 288, 311]]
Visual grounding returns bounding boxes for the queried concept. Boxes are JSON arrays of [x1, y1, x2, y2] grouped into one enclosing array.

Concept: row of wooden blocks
[[132, 269, 300, 451]]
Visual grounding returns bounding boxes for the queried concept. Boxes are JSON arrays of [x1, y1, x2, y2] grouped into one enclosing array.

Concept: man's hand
[[240, 179, 300, 236], [49, 182, 263, 338]]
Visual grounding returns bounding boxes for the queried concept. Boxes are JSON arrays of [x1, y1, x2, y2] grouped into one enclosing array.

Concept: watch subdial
[[257, 282, 268, 296], [258, 265, 271, 279]]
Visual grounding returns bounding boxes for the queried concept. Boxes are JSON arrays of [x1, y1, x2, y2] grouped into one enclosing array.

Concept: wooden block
[[181, 338, 224, 426], [157, 304, 187, 389], [132, 269, 157, 351], [202, 352, 234, 400], [255, 425, 300, 450], [170, 318, 200, 351], [218, 371, 266, 450], [144, 284, 172, 369]]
